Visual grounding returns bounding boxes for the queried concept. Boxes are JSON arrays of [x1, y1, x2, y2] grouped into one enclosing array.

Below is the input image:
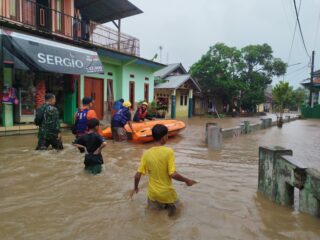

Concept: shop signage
[[1, 29, 104, 75]]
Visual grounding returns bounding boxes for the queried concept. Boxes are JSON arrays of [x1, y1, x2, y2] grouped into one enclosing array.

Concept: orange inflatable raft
[[102, 119, 186, 143]]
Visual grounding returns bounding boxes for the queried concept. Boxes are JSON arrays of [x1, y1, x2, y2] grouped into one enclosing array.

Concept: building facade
[[154, 63, 201, 118], [0, 0, 164, 127]]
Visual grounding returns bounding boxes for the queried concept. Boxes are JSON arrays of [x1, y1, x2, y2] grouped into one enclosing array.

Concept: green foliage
[[272, 81, 293, 117], [190, 43, 287, 111], [291, 87, 308, 110]]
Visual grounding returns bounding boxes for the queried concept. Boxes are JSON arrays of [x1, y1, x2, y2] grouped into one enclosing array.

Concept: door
[[36, 0, 51, 31], [84, 77, 104, 119], [129, 81, 135, 109]]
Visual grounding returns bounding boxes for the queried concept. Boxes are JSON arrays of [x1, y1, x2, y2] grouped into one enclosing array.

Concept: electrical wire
[[293, 0, 311, 59], [286, 64, 309, 76], [287, 0, 301, 65]]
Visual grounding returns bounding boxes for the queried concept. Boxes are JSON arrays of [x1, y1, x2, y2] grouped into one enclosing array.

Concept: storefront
[[0, 28, 103, 127]]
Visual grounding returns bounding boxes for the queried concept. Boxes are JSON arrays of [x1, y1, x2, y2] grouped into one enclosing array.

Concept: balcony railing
[[0, 0, 140, 56]]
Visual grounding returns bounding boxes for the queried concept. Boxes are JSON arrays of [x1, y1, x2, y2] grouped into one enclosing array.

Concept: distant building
[[154, 63, 201, 118], [301, 70, 320, 106]]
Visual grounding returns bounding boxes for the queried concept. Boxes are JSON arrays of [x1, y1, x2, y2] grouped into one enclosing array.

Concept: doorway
[[84, 77, 104, 119]]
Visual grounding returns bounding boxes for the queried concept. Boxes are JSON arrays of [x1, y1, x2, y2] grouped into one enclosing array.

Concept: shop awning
[[1, 29, 104, 75], [75, 0, 142, 23]]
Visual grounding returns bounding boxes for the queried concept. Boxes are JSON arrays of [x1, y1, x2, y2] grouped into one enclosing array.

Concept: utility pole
[[309, 51, 315, 107]]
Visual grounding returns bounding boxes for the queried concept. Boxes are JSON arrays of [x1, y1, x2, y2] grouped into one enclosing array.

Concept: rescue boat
[[102, 119, 186, 143]]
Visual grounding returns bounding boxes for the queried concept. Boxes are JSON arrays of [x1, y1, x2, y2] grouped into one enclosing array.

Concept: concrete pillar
[[205, 123, 217, 144], [285, 116, 291, 122], [299, 169, 320, 217], [240, 121, 251, 134], [188, 89, 193, 118], [267, 118, 272, 127], [171, 90, 176, 119], [207, 125, 221, 150], [261, 118, 267, 129]]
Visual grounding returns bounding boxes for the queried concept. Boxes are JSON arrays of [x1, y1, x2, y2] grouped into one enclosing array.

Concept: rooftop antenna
[[159, 46, 163, 63]]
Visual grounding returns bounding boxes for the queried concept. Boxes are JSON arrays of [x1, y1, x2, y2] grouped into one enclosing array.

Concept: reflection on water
[[0, 117, 319, 239]]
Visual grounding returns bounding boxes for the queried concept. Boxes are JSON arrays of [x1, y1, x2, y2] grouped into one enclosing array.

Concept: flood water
[[0, 116, 320, 240]]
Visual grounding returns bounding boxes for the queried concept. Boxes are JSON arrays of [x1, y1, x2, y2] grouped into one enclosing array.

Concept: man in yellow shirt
[[130, 124, 197, 216]]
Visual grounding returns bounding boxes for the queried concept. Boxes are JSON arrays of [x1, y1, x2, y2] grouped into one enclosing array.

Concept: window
[[144, 83, 149, 102], [180, 95, 188, 106], [129, 81, 135, 109], [55, 0, 63, 32], [107, 79, 114, 111], [9, 0, 19, 20]]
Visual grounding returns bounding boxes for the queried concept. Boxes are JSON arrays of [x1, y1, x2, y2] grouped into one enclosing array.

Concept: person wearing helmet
[[111, 101, 135, 141], [133, 102, 154, 122]]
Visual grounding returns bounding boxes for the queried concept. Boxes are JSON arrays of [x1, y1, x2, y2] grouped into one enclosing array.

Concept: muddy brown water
[[0, 117, 319, 240]]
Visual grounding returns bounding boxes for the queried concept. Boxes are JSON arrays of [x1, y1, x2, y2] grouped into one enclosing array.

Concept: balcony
[[0, 0, 140, 56]]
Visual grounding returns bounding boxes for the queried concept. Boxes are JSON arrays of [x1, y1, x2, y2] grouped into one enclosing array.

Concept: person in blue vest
[[73, 97, 102, 138], [111, 101, 135, 141], [111, 98, 124, 116]]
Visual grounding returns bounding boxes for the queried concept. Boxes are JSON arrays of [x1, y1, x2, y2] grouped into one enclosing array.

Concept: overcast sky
[[118, 0, 320, 88]]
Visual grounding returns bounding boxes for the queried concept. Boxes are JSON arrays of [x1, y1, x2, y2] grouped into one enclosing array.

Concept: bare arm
[[73, 143, 88, 154], [128, 120, 135, 133], [94, 142, 106, 155], [170, 172, 197, 186], [130, 172, 142, 198]]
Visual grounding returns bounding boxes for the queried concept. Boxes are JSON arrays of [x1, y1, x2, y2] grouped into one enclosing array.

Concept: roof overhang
[[75, 0, 143, 23], [97, 48, 165, 69]]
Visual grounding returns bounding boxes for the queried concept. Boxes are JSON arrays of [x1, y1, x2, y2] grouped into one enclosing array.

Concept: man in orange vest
[[73, 97, 102, 138]]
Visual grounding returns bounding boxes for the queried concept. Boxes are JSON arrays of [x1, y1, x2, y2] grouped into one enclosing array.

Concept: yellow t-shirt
[[137, 146, 178, 204]]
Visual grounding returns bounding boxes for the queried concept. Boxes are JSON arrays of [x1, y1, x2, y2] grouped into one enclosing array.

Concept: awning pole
[[117, 19, 121, 51]]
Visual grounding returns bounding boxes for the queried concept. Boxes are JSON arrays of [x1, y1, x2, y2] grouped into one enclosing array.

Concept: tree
[[272, 81, 293, 127], [190, 43, 287, 112], [190, 43, 243, 105], [290, 87, 307, 111], [240, 44, 287, 111]]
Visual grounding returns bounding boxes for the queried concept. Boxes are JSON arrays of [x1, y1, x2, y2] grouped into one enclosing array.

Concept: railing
[[0, 0, 140, 56]]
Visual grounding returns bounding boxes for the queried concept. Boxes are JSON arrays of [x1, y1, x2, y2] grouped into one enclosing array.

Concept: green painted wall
[[122, 63, 154, 105], [80, 60, 157, 109]]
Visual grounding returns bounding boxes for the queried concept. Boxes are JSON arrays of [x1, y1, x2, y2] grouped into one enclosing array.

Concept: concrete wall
[[258, 146, 320, 218]]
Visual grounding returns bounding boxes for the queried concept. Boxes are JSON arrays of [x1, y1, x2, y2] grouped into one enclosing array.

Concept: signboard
[[1, 29, 104, 75]]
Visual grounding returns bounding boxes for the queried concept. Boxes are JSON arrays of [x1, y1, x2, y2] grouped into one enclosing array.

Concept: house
[[301, 70, 320, 106], [256, 85, 273, 113], [0, 0, 164, 128], [154, 63, 201, 118]]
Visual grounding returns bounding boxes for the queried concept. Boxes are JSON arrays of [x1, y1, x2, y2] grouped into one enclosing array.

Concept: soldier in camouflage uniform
[[36, 93, 63, 150]]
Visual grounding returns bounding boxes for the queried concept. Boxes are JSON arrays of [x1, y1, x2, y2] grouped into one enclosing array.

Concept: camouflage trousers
[[36, 136, 63, 150]]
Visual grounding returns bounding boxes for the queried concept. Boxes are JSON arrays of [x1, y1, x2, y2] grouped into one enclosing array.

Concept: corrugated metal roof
[[154, 63, 184, 78], [155, 74, 201, 91], [75, 0, 143, 23]]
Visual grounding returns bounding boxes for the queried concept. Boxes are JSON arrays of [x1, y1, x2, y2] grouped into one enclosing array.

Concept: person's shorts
[[84, 164, 102, 175], [147, 198, 180, 216], [111, 127, 128, 141]]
